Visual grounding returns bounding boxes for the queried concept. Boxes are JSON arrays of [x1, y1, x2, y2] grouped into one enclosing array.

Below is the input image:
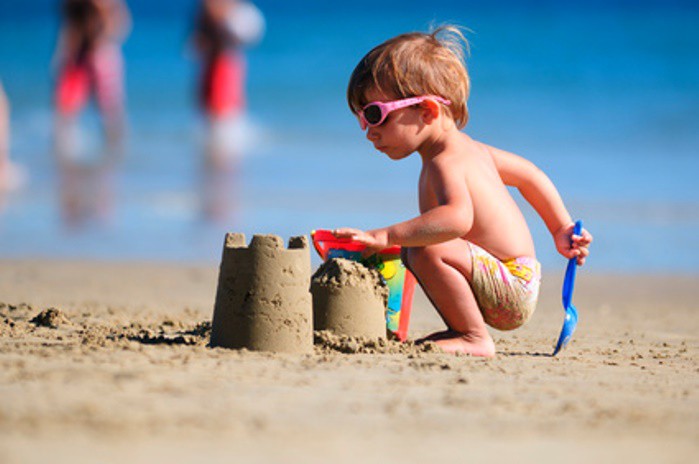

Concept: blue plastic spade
[[553, 220, 583, 356]]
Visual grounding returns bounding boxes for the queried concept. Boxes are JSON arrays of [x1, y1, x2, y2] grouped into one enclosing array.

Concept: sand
[[211, 234, 313, 353], [311, 258, 389, 339], [0, 258, 697, 463]]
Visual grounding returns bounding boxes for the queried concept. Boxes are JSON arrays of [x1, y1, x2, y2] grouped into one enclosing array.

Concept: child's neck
[[417, 120, 460, 160]]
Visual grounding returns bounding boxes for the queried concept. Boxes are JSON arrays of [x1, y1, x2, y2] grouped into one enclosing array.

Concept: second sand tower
[[311, 258, 388, 340]]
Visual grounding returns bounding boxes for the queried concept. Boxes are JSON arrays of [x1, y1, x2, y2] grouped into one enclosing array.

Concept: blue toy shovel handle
[[562, 220, 583, 309]]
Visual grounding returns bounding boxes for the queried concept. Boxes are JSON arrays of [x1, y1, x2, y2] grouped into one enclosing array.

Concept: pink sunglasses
[[358, 95, 451, 130]]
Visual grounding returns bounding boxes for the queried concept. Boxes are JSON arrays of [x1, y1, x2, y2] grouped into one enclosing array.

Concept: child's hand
[[333, 228, 390, 257], [554, 222, 593, 266]]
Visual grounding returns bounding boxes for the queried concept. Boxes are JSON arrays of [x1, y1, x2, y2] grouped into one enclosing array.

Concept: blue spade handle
[[562, 220, 582, 309]]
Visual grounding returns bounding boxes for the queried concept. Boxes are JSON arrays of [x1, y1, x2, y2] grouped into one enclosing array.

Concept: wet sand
[[0, 259, 697, 463]]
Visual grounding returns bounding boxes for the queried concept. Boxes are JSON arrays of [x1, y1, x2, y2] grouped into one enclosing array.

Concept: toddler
[[334, 26, 593, 357]]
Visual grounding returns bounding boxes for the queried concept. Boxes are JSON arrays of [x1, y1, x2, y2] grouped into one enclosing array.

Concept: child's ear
[[420, 99, 440, 124]]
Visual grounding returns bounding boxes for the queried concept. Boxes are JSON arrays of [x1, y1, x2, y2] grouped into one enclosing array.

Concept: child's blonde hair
[[347, 25, 471, 129]]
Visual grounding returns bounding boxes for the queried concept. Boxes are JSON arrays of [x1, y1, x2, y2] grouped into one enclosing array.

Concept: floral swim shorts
[[469, 243, 541, 331]]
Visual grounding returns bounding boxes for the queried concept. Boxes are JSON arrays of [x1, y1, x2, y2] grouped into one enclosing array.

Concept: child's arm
[[335, 159, 474, 254], [485, 143, 592, 264]]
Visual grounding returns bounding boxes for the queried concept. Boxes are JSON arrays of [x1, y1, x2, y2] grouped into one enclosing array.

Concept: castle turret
[[211, 233, 313, 353]]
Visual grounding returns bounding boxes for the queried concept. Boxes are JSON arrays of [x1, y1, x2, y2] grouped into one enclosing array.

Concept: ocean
[[1, 0, 698, 273]]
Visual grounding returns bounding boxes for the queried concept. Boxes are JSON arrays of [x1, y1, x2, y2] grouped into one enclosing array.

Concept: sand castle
[[210, 233, 313, 353], [311, 258, 388, 340]]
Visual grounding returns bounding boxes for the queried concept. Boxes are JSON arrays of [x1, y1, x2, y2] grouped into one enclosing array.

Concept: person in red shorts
[[191, 0, 264, 222], [0, 81, 27, 195], [53, 0, 131, 154], [192, 0, 264, 122]]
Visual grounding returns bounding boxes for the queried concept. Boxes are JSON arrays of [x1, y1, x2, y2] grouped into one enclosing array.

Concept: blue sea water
[[1, 0, 698, 273]]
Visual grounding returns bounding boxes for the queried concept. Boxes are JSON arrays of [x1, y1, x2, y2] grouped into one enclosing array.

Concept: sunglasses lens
[[363, 105, 383, 125]]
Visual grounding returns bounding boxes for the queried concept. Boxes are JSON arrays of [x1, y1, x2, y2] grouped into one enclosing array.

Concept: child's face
[[361, 88, 427, 160]]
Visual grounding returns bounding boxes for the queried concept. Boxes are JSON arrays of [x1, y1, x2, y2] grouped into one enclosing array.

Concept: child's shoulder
[[432, 134, 488, 171], [461, 137, 526, 165], [447, 133, 495, 160]]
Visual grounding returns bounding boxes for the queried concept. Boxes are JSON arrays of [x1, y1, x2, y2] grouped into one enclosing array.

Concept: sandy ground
[[0, 259, 697, 463]]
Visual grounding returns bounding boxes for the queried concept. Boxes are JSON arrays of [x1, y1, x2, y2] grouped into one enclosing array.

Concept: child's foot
[[416, 329, 456, 343], [418, 330, 495, 357]]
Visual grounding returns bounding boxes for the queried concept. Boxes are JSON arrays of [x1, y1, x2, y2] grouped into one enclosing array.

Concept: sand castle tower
[[311, 258, 388, 340], [211, 233, 313, 353]]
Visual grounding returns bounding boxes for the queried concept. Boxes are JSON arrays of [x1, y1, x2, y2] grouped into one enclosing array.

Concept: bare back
[[418, 132, 535, 261]]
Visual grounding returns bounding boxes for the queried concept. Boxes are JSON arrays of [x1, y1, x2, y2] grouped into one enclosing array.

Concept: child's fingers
[[333, 228, 359, 238], [578, 229, 593, 244], [572, 233, 592, 247], [572, 238, 590, 265], [557, 226, 592, 264], [577, 244, 589, 265]]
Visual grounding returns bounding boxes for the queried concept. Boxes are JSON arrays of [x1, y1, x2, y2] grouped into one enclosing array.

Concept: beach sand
[[0, 259, 697, 463]]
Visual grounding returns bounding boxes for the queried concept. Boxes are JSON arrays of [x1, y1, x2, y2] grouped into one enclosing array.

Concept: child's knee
[[403, 245, 440, 272]]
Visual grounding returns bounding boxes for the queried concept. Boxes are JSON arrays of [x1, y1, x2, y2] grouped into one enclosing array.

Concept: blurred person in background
[[191, 0, 264, 222], [53, 0, 131, 158], [0, 81, 26, 196], [52, 0, 130, 229], [193, 0, 264, 129]]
